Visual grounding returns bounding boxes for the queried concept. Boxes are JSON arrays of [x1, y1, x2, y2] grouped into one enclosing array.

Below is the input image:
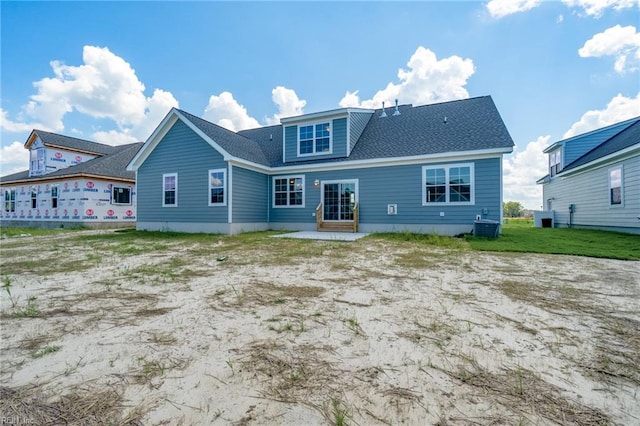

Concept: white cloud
[[561, 0, 637, 17], [0, 109, 50, 133], [92, 130, 138, 146], [564, 92, 640, 137], [339, 47, 474, 109], [265, 86, 307, 125], [2, 45, 178, 145], [578, 25, 640, 73], [203, 92, 260, 132], [486, 0, 541, 18], [503, 135, 551, 209], [205, 86, 307, 130], [0, 141, 28, 176], [556, 14, 565, 23]]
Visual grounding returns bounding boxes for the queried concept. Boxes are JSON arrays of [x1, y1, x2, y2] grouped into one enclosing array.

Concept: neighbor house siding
[[563, 121, 636, 165], [543, 156, 640, 232], [349, 112, 372, 154], [137, 120, 228, 223], [232, 166, 268, 223]]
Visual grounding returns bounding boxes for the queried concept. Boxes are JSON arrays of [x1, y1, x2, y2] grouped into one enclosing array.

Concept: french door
[[322, 180, 358, 221]]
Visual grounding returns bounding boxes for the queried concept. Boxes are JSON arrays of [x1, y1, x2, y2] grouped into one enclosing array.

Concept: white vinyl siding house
[[537, 117, 640, 234]]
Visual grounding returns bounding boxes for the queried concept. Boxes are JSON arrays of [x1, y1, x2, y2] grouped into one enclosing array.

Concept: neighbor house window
[[51, 185, 59, 208], [30, 148, 45, 175], [163, 173, 177, 207], [209, 169, 226, 206], [298, 122, 331, 155], [30, 187, 37, 209], [609, 166, 623, 206], [549, 150, 562, 177], [4, 189, 16, 213], [112, 186, 131, 205], [422, 164, 474, 205], [273, 175, 305, 208]]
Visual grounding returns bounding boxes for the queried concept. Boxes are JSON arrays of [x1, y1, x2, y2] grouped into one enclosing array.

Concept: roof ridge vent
[[393, 99, 400, 116], [380, 101, 387, 118]]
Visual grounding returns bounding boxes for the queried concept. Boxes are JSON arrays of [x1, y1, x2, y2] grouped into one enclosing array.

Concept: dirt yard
[[0, 229, 638, 425]]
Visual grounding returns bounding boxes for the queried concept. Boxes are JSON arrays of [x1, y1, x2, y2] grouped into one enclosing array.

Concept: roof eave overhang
[[229, 146, 513, 174], [280, 107, 373, 124]]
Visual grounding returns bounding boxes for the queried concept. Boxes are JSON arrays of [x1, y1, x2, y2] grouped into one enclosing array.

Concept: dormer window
[[299, 122, 331, 156], [30, 148, 45, 175], [549, 150, 562, 177]]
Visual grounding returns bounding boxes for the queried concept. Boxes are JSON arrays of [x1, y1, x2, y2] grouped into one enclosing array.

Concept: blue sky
[[1, 0, 638, 209]]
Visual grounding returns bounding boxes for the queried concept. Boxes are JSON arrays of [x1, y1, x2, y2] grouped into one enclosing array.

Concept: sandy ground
[[0, 229, 639, 425]]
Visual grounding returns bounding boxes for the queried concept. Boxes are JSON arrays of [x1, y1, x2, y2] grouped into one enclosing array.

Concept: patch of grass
[[2, 275, 16, 308], [0, 227, 80, 238], [467, 224, 640, 260], [33, 345, 61, 358], [331, 398, 349, 426], [15, 295, 40, 318]]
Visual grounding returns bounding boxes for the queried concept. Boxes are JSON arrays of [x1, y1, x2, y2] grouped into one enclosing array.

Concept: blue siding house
[[127, 96, 515, 235], [536, 117, 640, 234]]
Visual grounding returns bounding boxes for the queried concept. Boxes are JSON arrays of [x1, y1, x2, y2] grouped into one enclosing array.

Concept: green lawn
[[466, 221, 640, 260], [2, 221, 638, 261]]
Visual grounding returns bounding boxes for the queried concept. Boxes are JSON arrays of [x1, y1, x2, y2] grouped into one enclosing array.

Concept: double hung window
[[4, 189, 16, 213], [209, 169, 226, 206], [609, 166, 623, 206], [163, 173, 177, 207]]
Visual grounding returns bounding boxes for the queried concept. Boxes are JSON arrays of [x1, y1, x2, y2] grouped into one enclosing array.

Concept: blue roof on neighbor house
[[561, 118, 640, 172], [175, 95, 513, 168]]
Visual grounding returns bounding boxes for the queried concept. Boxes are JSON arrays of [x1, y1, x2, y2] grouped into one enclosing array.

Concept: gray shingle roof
[[32, 130, 118, 155], [562, 119, 640, 172], [177, 95, 513, 168], [351, 96, 513, 159], [176, 110, 272, 165], [0, 143, 143, 184]]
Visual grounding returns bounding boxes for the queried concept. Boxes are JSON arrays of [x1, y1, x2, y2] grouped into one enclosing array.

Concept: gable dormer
[[280, 108, 373, 163], [25, 130, 105, 177], [543, 117, 638, 179]]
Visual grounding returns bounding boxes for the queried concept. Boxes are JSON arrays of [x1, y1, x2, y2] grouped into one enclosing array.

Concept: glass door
[[323, 181, 356, 221]]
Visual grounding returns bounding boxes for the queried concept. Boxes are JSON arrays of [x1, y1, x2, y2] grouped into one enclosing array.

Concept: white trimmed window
[[4, 189, 16, 213], [422, 163, 474, 205], [112, 186, 132, 205], [549, 150, 562, 177], [273, 175, 305, 208], [209, 169, 226, 206], [163, 173, 177, 207], [609, 166, 623, 206], [298, 122, 331, 156]]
